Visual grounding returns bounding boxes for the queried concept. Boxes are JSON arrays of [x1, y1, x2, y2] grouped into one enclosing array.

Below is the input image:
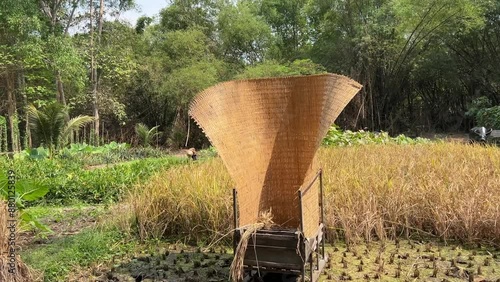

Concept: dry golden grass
[[320, 143, 500, 244], [0, 201, 37, 282], [124, 143, 500, 245], [127, 159, 234, 242]]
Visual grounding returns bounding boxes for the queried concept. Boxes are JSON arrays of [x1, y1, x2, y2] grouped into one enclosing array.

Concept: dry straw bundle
[[189, 74, 361, 238], [229, 210, 275, 282], [0, 201, 34, 282]]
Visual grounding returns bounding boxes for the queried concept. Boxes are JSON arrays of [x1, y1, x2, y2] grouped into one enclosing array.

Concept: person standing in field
[[185, 148, 197, 160]]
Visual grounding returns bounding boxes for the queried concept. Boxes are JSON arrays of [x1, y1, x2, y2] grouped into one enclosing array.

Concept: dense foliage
[[0, 0, 499, 152], [0, 146, 185, 204], [466, 96, 500, 129], [322, 126, 431, 146], [323, 126, 430, 146]]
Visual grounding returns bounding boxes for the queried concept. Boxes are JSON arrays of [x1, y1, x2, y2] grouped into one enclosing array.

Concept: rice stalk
[[126, 159, 234, 243], [319, 143, 500, 244], [120, 143, 500, 245]]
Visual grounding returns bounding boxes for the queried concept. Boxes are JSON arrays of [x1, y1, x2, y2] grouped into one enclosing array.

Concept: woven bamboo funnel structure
[[189, 74, 361, 237]]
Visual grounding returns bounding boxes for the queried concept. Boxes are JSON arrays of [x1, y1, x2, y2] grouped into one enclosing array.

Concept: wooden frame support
[[232, 169, 329, 282]]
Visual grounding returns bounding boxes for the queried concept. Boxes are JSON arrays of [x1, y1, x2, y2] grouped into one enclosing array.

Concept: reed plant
[[124, 143, 500, 245]]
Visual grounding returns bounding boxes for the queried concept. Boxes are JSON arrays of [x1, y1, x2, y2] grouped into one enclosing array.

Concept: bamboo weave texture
[[189, 74, 362, 237]]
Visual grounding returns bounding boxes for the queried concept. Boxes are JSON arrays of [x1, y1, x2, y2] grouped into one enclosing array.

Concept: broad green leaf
[[0, 173, 7, 199], [15, 179, 49, 201], [20, 211, 53, 233]]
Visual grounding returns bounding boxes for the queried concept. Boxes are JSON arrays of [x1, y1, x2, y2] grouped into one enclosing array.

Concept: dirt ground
[[17, 206, 101, 248]]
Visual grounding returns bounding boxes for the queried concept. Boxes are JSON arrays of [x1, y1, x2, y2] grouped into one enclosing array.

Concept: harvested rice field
[[74, 240, 500, 281]]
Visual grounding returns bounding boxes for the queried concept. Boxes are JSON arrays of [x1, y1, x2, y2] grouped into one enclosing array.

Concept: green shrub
[[0, 156, 186, 205], [16, 142, 172, 166], [322, 125, 430, 146], [466, 96, 500, 128]]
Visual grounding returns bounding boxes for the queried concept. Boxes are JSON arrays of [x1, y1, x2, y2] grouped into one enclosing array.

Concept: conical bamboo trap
[[189, 74, 361, 237]]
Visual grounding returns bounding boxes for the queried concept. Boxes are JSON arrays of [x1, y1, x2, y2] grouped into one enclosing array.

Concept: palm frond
[[135, 123, 162, 146], [135, 123, 150, 146], [148, 125, 162, 139], [27, 103, 66, 149], [60, 115, 94, 147]]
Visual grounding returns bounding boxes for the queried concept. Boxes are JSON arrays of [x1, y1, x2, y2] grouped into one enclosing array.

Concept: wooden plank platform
[[235, 224, 327, 282]]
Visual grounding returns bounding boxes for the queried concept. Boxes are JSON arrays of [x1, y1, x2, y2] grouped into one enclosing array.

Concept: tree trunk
[[89, 0, 100, 145], [24, 98, 32, 149], [95, 0, 104, 145], [89, 0, 104, 146], [185, 112, 190, 148], [64, 0, 79, 35], [98, 0, 104, 37], [56, 70, 67, 106], [19, 72, 31, 149], [6, 73, 19, 152], [92, 82, 100, 146]]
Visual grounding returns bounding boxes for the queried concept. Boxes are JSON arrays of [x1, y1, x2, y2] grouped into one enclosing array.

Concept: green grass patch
[[21, 227, 135, 282], [0, 156, 187, 205]]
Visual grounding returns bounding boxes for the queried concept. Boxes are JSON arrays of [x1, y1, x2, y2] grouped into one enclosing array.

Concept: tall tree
[[0, 0, 45, 151], [87, 0, 135, 145], [447, 0, 500, 105], [125, 19, 224, 148], [257, 0, 310, 61], [89, 0, 101, 145], [217, 1, 272, 65], [39, 0, 83, 106], [159, 0, 218, 35], [308, 0, 484, 132]]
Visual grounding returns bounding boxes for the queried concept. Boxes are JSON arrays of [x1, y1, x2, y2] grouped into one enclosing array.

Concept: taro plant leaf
[[15, 179, 49, 202], [27, 147, 49, 160], [0, 171, 51, 232], [0, 173, 8, 199], [0, 174, 48, 206], [20, 211, 52, 233]]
